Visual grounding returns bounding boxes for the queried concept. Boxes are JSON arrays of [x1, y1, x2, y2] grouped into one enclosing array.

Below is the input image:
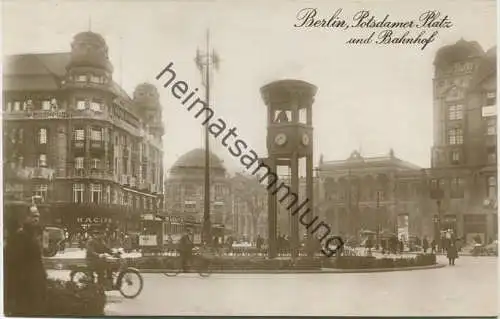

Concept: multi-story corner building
[[164, 149, 232, 235], [317, 150, 426, 239], [3, 31, 165, 235], [230, 173, 267, 241], [428, 39, 497, 243]]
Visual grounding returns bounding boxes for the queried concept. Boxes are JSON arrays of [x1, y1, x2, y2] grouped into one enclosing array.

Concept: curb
[[135, 263, 446, 274], [45, 262, 445, 274]]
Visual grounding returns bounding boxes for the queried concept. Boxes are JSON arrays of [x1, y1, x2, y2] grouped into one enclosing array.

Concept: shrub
[[45, 278, 106, 316], [323, 254, 436, 269]]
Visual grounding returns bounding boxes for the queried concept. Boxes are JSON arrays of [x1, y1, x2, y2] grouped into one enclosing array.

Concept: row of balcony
[[3, 109, 163, 149], [4, 166, 160, 194]]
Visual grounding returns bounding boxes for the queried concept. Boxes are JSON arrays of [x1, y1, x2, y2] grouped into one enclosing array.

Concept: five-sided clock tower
[[260, 79, 317, 258]]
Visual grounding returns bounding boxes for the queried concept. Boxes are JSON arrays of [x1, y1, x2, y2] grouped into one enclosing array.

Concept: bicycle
[[69, 251, 144, 299], [163, 246, 214, 277]]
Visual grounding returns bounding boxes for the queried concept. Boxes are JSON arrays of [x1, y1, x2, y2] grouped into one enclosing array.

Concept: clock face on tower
[[274, 133, 287, 146], [302, 133, 310, 146]]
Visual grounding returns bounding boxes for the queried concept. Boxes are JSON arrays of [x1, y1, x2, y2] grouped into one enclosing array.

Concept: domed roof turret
[[67, 31, 113, 72], [434, 39, 484, 65], [133, 83, 160, 109], [470, 46, 497, 89], [171, 149, 225, 171]]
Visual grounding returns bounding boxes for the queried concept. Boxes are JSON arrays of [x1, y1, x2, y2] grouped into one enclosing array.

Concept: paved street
[[48, 255, 497, 316]]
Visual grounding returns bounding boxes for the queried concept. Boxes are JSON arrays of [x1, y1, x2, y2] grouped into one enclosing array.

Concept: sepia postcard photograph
[[1, 0, 498, 317]]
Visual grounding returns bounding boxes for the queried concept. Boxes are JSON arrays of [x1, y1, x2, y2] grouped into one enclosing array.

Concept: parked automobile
[[42, 226, 66, 257], [471, 241, 498, 256]]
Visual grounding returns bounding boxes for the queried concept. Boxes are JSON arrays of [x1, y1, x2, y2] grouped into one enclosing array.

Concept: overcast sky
[[2, 0, 497, 175]]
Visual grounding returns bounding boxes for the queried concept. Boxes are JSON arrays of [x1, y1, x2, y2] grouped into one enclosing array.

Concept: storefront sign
[[77, 217, 113, 224], [139, 234, 157, 246]]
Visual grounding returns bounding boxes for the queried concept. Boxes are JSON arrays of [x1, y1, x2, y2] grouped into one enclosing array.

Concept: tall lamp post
[[195, 29, 219, 244], [431, 187, 444, 251]]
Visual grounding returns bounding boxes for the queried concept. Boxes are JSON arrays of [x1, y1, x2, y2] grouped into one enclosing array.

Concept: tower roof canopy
[[434, 39, 484, 65]]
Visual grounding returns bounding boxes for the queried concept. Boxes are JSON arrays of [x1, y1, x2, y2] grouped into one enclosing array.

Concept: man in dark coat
[[4, 206, 47, 316], [423, 237, 429, 253], [86, 228, 114, 286], [179, 229, 194, 272], [447, 242, 458, 266]]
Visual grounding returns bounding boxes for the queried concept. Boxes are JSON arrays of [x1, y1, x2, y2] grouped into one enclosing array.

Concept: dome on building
[[470, 46, 497, 88], [67, 31, 113, 72], [171, 148, 226, 171], [434, 39, 484, 65], [133, 83, 160, 109]]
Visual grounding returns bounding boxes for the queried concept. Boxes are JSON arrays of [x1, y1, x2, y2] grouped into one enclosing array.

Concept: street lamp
[[430, 186, 444, 250]]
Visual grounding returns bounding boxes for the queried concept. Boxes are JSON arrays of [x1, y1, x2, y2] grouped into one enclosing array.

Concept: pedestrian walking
[[179, 229, 194, 272], [423, 237, 429, 253], [4, 206, 47, 316], [447, 242, 458, 266], [431, 239, 436, 254]]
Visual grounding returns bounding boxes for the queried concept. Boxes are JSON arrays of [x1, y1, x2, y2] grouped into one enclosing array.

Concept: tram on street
[[139, 213, 227, 253]]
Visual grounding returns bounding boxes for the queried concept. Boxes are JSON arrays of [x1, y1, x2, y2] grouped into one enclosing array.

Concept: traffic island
[[44, 253, 441, 273]]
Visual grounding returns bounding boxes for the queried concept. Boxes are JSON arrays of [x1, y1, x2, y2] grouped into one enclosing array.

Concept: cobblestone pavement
[[48, 255, 497, 316]]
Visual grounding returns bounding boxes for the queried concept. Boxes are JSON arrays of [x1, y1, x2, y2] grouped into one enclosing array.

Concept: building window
[[38, 154, 47, 167], [90, 184, 102, 204], [90, 101, 103, 112], [487, 119, 496, 135], [451, 150, 460, 164], [105, 185, 111, 204], [448, 127, 463, 145], [90, 128, 102, 141], [76, 100, 86, 110], [38, 128, 47, 144], [448, 104, 463, 120], [75, 157, 84, 169], [488, 176, 497, 199], [91, 158, 100, 169], [41, 100, 51, 110], [74, 129, 85, 141], [486, 92, 496, 106], [33, 184, 48, 201], [487, 147, 496, 164], [450, 177, 465, 198], [90, 75, 101, 83], [24, 99, 33, 110], [76, 75, 87, 82], [73, 183, 85, 203]]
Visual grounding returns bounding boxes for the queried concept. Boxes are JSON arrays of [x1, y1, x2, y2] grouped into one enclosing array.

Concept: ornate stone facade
[[3, 31, 165, 233]]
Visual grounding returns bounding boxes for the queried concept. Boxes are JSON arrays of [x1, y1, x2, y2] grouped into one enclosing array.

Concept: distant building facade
[[164, 149, 232, 231], [317, 150, 426, 239], [230, 173, 267, 241], [428, 39, 497, 243], [316, 39, 497, 243], [3, 31, 165, 235]]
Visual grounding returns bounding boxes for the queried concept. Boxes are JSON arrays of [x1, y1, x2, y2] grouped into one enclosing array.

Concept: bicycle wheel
[[197, 257, 212, 277], [163, 257, 181, 277], [118, 268, 144, 299]]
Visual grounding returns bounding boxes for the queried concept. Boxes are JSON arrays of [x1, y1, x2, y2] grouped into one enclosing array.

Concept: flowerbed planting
[[45, 254, 437, 272], [46, 278, 106, 316], [322, 254, 437, 269]]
